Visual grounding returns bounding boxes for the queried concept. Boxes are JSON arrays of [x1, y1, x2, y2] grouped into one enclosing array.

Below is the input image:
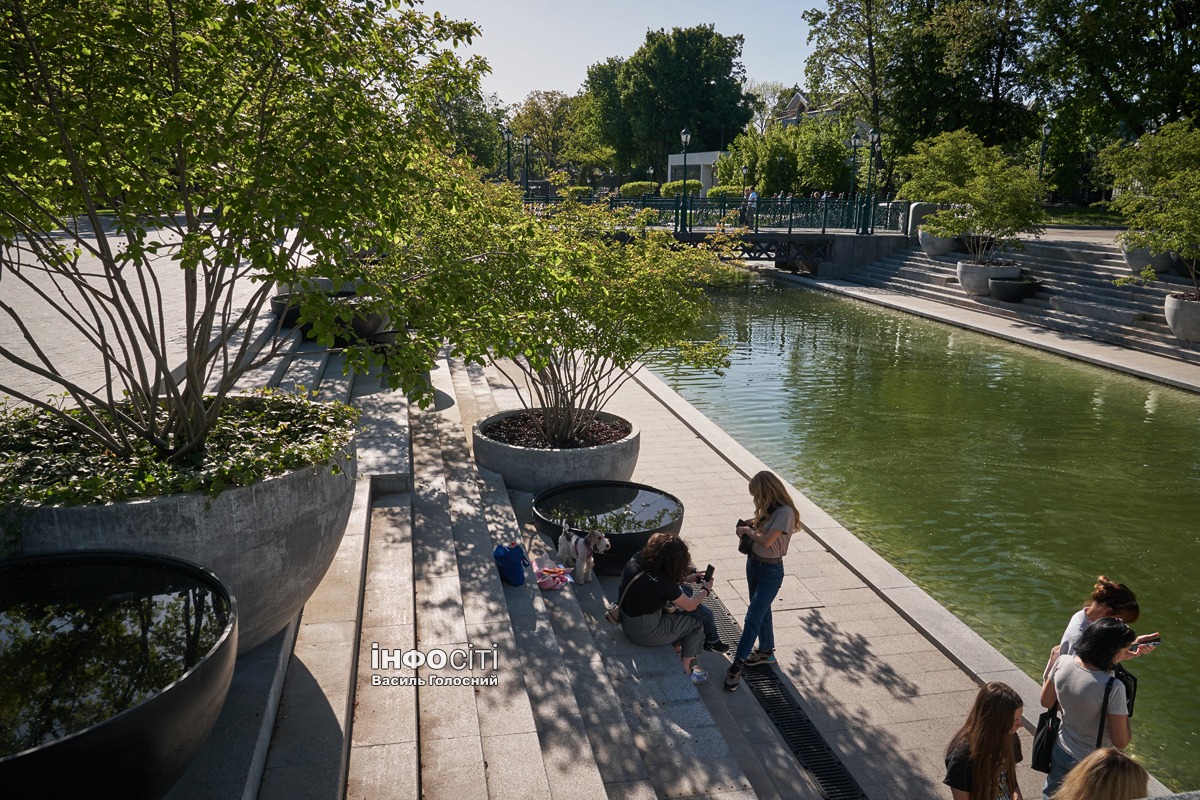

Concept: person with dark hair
[[944, 682, 1025, 800], [1052, 748, 1148, 800], [617, 532, 713, 684], [723, 471, 799, 692], [1043, 576, 1157, 681], [1039, 618, 1154, 798], [621, 533, 728, 654]]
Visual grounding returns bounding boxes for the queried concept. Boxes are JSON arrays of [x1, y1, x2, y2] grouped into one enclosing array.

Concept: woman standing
[[723, 471, 798, 692], [944, 682, 1025, 800], [1040, 618, 1152, 798], [617, 533, 714, 684], [1051, 748, 1148, 800]]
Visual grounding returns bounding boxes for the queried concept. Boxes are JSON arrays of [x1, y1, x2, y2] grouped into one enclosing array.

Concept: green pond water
[[649, 277, 1199, 792]]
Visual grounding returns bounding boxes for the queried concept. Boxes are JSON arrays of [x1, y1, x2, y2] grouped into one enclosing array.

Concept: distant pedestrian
[[944, 682, 1025, 800]]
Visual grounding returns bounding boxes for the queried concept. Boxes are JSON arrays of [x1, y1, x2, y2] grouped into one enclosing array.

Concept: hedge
[[619, 181, 659, 197], [706, 184, 745, 198], [660, 179, 703, 198]]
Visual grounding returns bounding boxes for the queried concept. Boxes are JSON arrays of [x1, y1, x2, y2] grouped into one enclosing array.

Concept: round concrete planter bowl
[[472, 409, 640, 494], [7, 442, 355, 656], [918, 227, 957, 257], [988, 276, 1039, 303], [0, 551, 238, 799], [957, 261, 1021, 297], [1165, 294, 1200, 343]]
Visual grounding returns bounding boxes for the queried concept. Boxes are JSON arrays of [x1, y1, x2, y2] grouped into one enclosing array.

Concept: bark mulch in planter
[[482, 411, 632, 449]]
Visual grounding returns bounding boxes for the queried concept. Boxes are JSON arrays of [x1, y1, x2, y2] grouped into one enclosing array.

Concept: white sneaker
[[690, 668, 709, 685]]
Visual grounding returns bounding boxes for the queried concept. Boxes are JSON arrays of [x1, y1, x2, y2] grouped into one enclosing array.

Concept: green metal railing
[[524, 193, 908, 235]]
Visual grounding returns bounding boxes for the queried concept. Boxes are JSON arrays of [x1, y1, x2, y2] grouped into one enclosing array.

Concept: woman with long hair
[[944, 682, 1024, 800], [616, 532, 714, 684], [1040, 618, 1153, 798], [723, 471, 799, 692], [1052, 748, 1148, 800]]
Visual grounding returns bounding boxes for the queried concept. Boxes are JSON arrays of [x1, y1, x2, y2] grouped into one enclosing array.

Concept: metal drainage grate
[[706, 595, 869, 800]]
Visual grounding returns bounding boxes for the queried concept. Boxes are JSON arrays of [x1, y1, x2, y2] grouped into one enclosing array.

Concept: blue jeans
[[680, 585, 720, 643], [1042, 738, 1079, 799], [734, 558, 784, 662]]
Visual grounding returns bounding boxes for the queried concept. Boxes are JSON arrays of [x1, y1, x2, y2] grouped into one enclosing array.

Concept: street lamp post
[[502, 127, 513, 182], [741, 165, 748, 196], [522, 133, 532, 196], [680, 128, 691, 233], [849, 132, 862, 229], [858, 129, 880, 235], [1038, 122, 1051, 181]]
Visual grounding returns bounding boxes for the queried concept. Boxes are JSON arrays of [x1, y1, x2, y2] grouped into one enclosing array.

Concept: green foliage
[[0, 391, 358, 506], [562, 186, 594, 200], [706, 185, 744, 198], [619, 181, 659, 197], [1102, 122, 1200, 293], [441, 90, 509, 173], [660, 180, 703, 199], [895, 129, 993, 202], [469, 203, 738, 446], [716, 117, 853, 197], [0, 0, 484, 461], [508, 90, 575, 179], [919, 155, 1049, 265], [582, 25, 753, 175]]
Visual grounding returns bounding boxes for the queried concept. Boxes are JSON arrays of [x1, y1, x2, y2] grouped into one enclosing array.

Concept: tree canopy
[[582, 25, 754, 175]]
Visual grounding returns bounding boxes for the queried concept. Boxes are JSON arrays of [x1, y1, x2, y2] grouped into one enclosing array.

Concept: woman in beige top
[[724, 471, 799, 692]]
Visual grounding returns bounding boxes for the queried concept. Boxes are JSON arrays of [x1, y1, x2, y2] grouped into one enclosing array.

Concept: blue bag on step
[[493, 540, 530, 586]]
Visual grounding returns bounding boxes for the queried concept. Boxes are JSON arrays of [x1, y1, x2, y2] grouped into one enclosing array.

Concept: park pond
[[649, 276, 1199, 792]]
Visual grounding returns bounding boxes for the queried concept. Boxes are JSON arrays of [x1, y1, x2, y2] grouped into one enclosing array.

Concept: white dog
[[556, 525, 611, 584]]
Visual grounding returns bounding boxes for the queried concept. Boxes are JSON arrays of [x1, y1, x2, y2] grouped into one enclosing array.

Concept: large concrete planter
[[6, 442, 355, 656], [957, 261, 1021, 297], [1121, 245, 1176, 275], [472, 409, 639, 494], [1165, 294, 1200, 343], [918, 227, 957, 256]]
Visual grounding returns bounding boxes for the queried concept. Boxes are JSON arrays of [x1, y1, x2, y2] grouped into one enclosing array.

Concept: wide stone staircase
[[167, 300, 776, 799], [845, 240, 1200, 366]]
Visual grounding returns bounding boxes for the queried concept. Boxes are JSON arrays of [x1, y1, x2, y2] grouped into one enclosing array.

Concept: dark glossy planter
[[531, 481, 684, 575], [988, 277, 1039, 303], [0, 551, 238, 800]]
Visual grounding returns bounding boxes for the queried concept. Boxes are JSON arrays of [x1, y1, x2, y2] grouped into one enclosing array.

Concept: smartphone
[[703, 564, 714, 582], [1129, 636, 1161, 652]]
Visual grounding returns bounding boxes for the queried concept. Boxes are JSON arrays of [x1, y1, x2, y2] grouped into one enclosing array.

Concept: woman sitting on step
[[617, 533, 714, 685]]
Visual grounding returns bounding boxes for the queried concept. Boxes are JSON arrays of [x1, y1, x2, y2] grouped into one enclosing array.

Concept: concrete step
[[849, 249, 1200, 366]]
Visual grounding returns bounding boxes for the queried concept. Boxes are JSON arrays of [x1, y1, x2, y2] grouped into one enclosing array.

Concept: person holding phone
[[616, 532, 715, 685], [724, 471, 799, 692], [1039, 618, 1155, 798]]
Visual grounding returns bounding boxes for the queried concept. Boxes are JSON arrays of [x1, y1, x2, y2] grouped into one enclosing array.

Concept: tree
[[0, 0, 486, 461], [1102, 121, 1200, 293], [440, 89, 508, 174], [508, 90, 575, 177], [803, 0, 890, 132], [715, 118, 853, 196], [744, 79, 800, 134], [894, 129, 994, 202], [560, 92, 616, 185], [1030, 0, 1200, 139], [584, 25, 753, 175]]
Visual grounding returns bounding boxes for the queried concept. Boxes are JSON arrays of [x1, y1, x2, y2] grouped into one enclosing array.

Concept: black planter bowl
[[0, 551, 238, 800], [531, 481, 685, 575], [270, 292, 303, 328], [988, 276, 1039, 303]]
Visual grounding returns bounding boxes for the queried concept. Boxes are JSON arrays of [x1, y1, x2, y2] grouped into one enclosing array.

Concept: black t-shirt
[[618, 553, 683, 616], [943, 735, 1022, 799]]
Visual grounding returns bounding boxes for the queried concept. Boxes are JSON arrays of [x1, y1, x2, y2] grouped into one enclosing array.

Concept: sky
[[424, 0, 826, 107]]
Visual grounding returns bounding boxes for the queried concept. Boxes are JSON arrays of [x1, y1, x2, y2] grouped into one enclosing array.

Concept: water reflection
[[0, 561, 232, 756], [653, 277, 1200, 791]]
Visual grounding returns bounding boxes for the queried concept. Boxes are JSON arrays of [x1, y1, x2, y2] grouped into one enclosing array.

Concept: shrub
[[619, 181, 659, 197], [563, 185, 594, 200], [706, 184, 744, 198], [660, 179, 703, 198]]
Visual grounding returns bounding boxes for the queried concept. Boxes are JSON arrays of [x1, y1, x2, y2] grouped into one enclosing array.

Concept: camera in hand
[[736, 519, 754, 555]]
